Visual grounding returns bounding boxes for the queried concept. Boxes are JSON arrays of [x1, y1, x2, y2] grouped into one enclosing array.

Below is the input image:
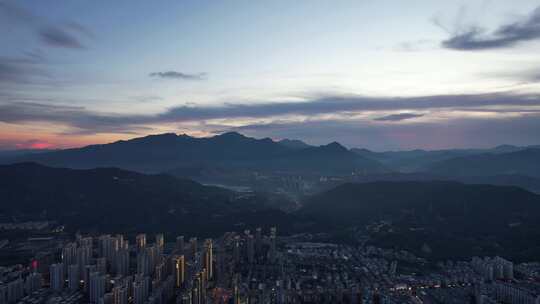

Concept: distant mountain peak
[[125, 132, 180, 145], [134, 132, 178, 140], [214, 131, 248, 139], [322, 141, 348, 152], [492, 144, 520, 153], [146, 132, 178, 138]]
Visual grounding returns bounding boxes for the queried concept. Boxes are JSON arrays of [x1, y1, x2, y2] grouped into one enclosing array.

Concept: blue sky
[[1, 0, 540, 150]]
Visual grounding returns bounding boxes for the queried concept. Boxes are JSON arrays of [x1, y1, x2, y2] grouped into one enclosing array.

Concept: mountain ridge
[[5, 132, 385, 175]]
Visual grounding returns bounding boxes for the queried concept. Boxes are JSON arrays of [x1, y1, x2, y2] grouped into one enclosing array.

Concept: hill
[[351, 145, 539, 172], [298, 181, 540, 260], [0, 163, 295, 235], [427, 148, 540, 178], [321, 172, 540, 194]]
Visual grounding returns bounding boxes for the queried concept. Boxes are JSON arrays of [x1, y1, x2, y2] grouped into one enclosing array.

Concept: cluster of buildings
[[0, 265, 42, 304], [471, 257, 514, 281], [0, 227, 279, 304], [275, 241, 540, 304], [1, 228, 540, 304]]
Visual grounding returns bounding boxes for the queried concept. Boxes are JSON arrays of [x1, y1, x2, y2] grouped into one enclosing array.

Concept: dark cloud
[[0, 2, 37, 26], [65, 21, 95, 39], [0, 102, 149, 135], [155, 93, 540, 122], [39, 26, 85, 49], [0, 2, 91, 50], [442, 6, 540, 50], [149, 71, 207, 80], [1, 92, 539, 137], [374, 113, 424, 121]]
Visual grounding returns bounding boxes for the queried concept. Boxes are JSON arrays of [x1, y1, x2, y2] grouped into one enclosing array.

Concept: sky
[[1, 0, 540, 151]]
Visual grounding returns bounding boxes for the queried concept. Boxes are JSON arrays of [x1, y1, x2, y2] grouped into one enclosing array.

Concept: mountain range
[[2, 132, 384, 175], [352, 144, 540, 173], [2, 132, 540, 193]]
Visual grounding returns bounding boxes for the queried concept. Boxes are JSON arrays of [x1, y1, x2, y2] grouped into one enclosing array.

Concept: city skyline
[[1, 1, 540, 151]]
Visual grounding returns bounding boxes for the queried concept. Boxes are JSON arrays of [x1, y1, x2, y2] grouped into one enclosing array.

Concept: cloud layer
[[442, 6, 540, 50], [0, 55, 49, 87], [1, 92, 539, 138], [156, 93, 540, 122]]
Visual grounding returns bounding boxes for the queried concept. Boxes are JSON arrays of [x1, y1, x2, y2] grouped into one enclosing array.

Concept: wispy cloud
[[394, 39, 434, 52], [0, 102, 149, 135], [0, 56, 49, 85], [39, 26, 85, 49], [149, 71, 207, 80], [0, 2, 91, 50], [0, 3, 91, 91], [374, 113, 424, 121], [441, 6, 540, 50], [0, 2, 37, 26], [0, 61, 26, 83]]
